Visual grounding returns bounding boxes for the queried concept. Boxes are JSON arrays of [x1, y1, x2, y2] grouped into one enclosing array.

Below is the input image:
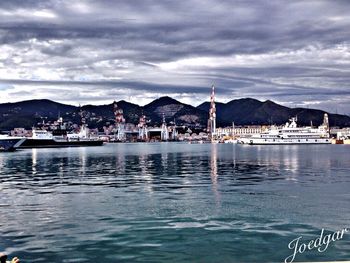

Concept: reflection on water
[[1, 144, 298, 191], [31, 148, 37, 175], [210, 144, 220, 206], [79, 147, 87, 177], [0, 143, 349, 262]]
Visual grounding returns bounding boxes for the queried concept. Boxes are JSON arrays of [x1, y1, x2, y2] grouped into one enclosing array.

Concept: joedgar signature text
[[285, 228, 348, 263]]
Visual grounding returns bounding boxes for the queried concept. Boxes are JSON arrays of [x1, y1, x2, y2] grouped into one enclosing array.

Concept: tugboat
[[0, 135, 26, 151]]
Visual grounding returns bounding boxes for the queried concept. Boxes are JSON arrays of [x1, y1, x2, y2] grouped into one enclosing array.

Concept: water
[[0, 143, 349, 262]]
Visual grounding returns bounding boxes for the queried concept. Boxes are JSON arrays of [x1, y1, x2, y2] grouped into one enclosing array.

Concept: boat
[[20, 129, 103, 148], [0, 135, 26, 151], [19, 127, 103, 149], [238, 114, 331, 145], [18, 113, 104, 149]]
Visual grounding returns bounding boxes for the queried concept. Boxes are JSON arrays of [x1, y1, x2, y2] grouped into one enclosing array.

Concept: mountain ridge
[[1, 97, 349, 130]]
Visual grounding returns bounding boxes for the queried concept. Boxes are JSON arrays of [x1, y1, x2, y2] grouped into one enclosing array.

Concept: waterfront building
[[10, 128, 30, 137], [216, 125, 265, 137], [331, 127, 350, 139]]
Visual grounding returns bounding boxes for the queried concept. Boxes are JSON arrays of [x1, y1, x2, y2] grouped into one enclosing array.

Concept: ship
[[19, 115, 104, 149], [238, 114, 331, 145], [0, 135, 26, 151], [19, 129, 103, 149]]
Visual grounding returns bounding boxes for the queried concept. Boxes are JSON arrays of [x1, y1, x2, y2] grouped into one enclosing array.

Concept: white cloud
[[158, 44, 350, 71], [0, 8, 57, 19]]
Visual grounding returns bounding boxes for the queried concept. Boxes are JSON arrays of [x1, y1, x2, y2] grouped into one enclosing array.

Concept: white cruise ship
[[238, 114, 331, 145]]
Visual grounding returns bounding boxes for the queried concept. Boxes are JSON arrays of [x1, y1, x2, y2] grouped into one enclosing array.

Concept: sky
[[0, 0, 350, 114]]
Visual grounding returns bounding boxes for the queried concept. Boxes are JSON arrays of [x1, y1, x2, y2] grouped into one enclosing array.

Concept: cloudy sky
[[0, 0, 350, 114]]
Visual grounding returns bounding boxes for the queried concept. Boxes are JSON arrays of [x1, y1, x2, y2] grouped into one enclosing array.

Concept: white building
[[216, 125, 265, 137]]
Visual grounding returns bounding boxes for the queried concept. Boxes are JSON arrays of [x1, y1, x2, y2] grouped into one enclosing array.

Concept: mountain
[[143, 96, 208, 125], [0, 97, 208, 130], [82, 100, 142, 125], [197, 98, 350, 127], [1, 97, 350, 130], [0, 99, 76, 116], [0, 99, 77, 130]]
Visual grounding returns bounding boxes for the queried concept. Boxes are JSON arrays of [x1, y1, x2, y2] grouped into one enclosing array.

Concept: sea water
[[0, 143, 349, 262]]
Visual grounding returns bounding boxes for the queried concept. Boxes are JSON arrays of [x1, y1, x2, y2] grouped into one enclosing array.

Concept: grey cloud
[[0, 0, 349, 113], [0, 78, 212, 94]]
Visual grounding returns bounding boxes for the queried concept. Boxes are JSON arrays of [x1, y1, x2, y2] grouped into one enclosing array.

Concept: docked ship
[[238, 114, 331, 145], [0, 135, 26, 151], [19, 129, 103, 149], [19, 116, 104, 149]]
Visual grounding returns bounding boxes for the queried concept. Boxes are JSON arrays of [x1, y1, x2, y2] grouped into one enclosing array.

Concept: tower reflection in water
[[210, 143, 221, 206], [78, 147, 87, 177], [31, 148, 37, 175]]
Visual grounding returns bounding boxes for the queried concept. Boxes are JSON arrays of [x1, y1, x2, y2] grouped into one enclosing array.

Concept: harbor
[[2, 87, 350, 151], [1, 1, 350, 262], [2, 89, 349, 262]]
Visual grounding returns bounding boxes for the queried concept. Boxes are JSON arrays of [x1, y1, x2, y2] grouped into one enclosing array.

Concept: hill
[[144, 96, 208, 125], [1, 97, 350, 130], [197, 98, 350, 126]]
